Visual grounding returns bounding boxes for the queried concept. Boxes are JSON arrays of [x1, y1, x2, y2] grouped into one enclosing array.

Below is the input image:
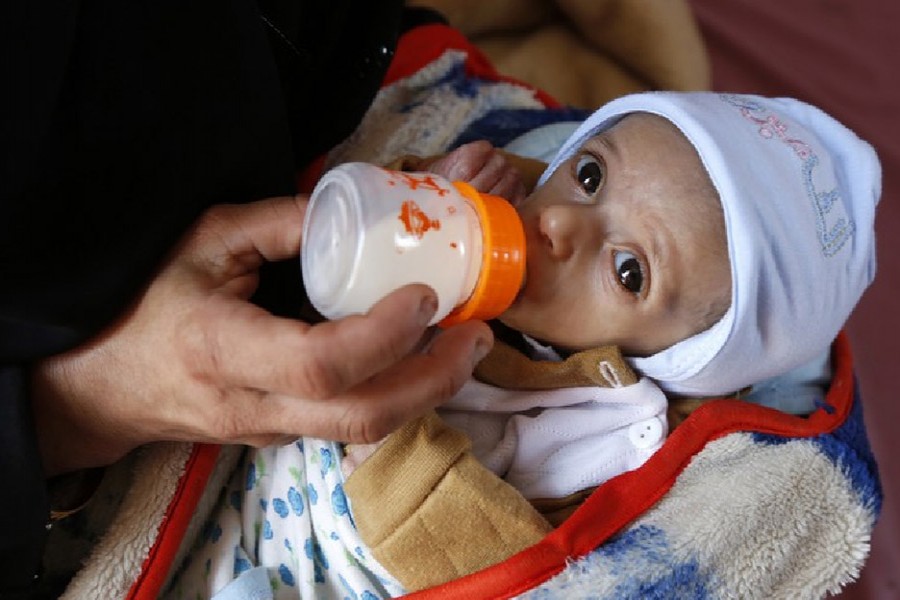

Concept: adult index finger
[[183, 195, 308, 281], [329, 319, 493, 442], [227, 318, 493, 443]]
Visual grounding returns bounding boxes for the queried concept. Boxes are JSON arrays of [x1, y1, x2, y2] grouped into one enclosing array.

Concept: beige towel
[[406, 0, 711, 108]]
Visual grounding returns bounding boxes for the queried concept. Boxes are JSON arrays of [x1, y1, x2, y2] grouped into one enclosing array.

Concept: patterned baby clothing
[[163, 439, 404, 599]]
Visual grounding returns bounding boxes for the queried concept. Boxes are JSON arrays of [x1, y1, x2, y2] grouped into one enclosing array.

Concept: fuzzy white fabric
[[59, 53, 879, 600], [60, 443, 194, 600], [540, 92, 881, 396], [520, 433, 876, 599], [61, 443, 244, 600]]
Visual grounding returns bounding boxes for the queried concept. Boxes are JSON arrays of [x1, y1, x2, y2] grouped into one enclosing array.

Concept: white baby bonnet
[[539, 92, 881, 396]]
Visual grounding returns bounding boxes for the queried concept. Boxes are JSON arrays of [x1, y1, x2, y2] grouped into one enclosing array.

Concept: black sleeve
[[0, 0, 401, 592], [0, 367, 49, 595]]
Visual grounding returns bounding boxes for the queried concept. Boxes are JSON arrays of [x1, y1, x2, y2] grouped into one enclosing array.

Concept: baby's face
[[500, 113, 731, 357]]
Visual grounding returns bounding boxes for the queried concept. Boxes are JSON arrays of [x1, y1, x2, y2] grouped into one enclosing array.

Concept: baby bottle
[[301, 162, 526, 326]]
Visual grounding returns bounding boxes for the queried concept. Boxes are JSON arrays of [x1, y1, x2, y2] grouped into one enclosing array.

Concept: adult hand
[[424, 140, 528, 205], [30, 196, 493, 477]]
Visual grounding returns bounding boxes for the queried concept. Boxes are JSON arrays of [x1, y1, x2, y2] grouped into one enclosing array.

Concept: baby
[[167, 92, 879, 599], [342, 91, 881, 592]]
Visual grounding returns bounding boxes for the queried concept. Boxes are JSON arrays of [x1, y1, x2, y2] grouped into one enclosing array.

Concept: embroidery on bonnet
[[720, 93, 854, 258]]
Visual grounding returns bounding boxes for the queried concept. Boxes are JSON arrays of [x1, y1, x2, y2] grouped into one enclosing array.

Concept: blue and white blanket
[[58, 43, 881, 600]]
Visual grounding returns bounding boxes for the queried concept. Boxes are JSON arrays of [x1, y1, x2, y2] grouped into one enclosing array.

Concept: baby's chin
[[496, 308, 520, 332], [497, 278, 548, 334], [496, 304, 530, 337]]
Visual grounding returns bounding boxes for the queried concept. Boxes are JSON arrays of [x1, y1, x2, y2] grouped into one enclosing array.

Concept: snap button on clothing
[[628, 418, 664, 449]]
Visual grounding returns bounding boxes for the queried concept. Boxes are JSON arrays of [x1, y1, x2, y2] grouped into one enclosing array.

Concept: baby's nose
[[538, 205, 581, 260]]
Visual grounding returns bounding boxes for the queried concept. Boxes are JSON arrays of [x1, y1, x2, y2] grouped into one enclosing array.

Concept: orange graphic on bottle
[[385, 170, 451, 197], [399, 200, 441, 238]]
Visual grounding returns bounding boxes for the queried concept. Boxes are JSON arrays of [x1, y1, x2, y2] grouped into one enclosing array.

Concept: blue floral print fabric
[[164, 439, 404, 600]]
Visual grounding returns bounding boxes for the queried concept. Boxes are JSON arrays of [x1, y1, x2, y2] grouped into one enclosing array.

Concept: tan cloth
[[474, 341, 638, 389], [344, 341, 639, 591], [345, 411, 553, 591], [406, 0, 711, 108]]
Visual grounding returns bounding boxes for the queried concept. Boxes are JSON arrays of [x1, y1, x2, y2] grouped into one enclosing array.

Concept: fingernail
[[471, 337, 492, 367], [418, 294, 438, 326]]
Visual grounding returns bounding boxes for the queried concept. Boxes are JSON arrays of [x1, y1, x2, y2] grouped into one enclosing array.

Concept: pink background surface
[[688, 1, 900, 596]]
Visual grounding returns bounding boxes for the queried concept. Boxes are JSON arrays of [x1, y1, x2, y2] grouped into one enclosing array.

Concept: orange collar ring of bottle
[[439, 181, 526, 328]]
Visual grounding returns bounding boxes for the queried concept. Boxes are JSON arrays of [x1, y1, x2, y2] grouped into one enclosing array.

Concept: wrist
[[29, 352, 129, 477]]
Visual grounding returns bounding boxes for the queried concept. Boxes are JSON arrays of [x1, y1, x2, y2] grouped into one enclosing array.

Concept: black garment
[[0, 0, 402, 594], [488, 320, 576, 361]]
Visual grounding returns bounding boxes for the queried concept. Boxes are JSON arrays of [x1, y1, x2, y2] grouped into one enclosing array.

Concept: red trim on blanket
[[382, 23, 562, 108], [132, 330, 855, 598], [126, 443, 222, 600], [136, 23, 861, 598], [409, 331, 857, 600]]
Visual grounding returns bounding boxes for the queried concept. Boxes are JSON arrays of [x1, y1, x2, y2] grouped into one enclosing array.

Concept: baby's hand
[[427, 141, 527, 206], [341, 440, 385, 478]]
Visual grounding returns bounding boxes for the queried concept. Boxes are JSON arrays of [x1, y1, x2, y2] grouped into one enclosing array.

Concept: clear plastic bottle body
[[301, 162, 524, 326]]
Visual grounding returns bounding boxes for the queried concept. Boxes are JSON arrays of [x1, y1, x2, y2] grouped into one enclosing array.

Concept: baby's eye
[[575, 154, 604, 196], [614, 250, 644, 294]]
